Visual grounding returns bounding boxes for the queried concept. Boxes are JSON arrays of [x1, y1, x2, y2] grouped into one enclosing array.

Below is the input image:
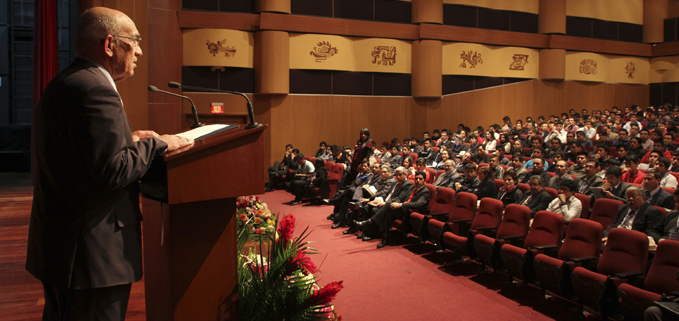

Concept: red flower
[[290, 250, 318, 275], [277, 214, 295, 243], [310, 281, 344, 306]]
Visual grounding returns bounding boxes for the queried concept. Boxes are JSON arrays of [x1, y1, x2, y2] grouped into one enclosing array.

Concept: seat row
[[391, 189, 679, 320]]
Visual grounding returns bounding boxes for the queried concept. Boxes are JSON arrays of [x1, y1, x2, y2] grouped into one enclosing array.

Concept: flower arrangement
[[238, 212, 344, 321], [237, 195, 276, 238]]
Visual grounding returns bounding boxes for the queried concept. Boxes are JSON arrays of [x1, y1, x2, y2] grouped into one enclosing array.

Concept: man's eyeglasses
[[103, 34, 142, 46]]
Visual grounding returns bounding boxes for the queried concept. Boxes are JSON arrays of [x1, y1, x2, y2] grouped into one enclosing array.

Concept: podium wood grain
[[142, 124, 266, 321]]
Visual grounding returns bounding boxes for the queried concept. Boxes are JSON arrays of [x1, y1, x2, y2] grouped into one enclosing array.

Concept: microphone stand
[[148, 85, 204, 128], [168, 82, 262, 129]]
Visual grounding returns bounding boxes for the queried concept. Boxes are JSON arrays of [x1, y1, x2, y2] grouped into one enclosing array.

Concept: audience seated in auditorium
[[287, 153, 316, 204], [455, 163, 480, 194], [656, 157, 678, 189], [603, 186, 664, 244], [354, 168, 430, 248], [266, 144, 297, 192], [475, 166, 497, 200], [549, 160, 574, 189], [497, 171, 523, 207], [546, 180, 582, 222], [434, 159, 460, 189], [643, 170, 675, 209], [518, 175, 552, 217]]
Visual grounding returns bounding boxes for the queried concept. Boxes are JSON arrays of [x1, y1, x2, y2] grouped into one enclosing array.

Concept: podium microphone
[[168, 81, 262, 129], [148, 85, 204, 129]]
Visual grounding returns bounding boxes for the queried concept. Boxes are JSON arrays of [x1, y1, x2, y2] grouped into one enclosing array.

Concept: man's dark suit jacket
[[519, 189, 552, 217], [656, 211, 679, 240], [389, 180, 414, 204], [647, 188, 675, 209], [27, 58, 168, 289], [400, 185, 432, 214], [575, 175, 604, 197], [606, 182, 631, 202], [604, 203, 664, 242], [369, 177, 397, 201], [435, 172, 460, 189]]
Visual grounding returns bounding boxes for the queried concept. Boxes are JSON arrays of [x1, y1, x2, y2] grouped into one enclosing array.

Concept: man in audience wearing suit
[[330, 163, 383, 229], [355, 168, 431, 248], [343, 165, 398, 235], [418, 139, 437, 166], [576, 159, 604, 200], [600, 165, 631, 203], [27, 7, 193, 320], [434, 159, 460, 189], [518, 175, 552, 217], [603, 187, 664, 244], [509, 154, 530, 183], [549, 160, 575, 189], [522, 156, 551, 185], [643, 170, 676, 209]]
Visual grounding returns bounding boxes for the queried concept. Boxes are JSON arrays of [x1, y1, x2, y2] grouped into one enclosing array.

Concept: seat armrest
[[531, 244, 559, 251], [448, 218, 471, 224], [430, 212, 448, 220], [497, 234, 525, 241], [611, 271, 644, 280], [568, 256, 598, 263], [473, 226, 497, 232]]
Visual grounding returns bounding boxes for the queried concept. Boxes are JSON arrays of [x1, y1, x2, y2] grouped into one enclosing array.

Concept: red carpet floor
[[259, 190, 590, 321]]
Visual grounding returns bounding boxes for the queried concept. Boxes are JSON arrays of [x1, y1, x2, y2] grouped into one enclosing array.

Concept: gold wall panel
[[565, 52, 649, 84], [289, 34, 412, 73], [442, 43, 539, 79], [183, 29, 254, 68]]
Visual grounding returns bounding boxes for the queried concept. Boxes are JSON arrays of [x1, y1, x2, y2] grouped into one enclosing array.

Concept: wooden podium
[[139, 124, 266, 321]]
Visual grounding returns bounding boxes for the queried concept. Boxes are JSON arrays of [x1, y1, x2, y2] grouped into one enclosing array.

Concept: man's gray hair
[[74, 9, 122, 56], [381, 165, 392, 173], [394, 166, 406, 174], [626, 186, 647, 198]]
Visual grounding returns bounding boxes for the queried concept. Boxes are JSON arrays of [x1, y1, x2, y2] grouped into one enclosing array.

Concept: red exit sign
[[211, 102, 224, 114]]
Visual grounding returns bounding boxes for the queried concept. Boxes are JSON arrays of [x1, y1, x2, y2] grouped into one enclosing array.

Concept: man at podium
[[26, 7, 193, 320]]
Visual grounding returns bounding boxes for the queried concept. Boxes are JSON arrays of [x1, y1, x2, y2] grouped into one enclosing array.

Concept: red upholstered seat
[[493, 179, 505, 193], [442, 198, 503, 259], [435, 170, 445, 183], [533, 218, 603, 299], [325, 163, 344, 199], [617, 240, 679, 320], [410, 187, 455, 243], [544, 187, 558, 198], [517, 183, 530, 194], [500, 211, 565, 284], [409, 152, 418, 164], [425, 168, 436, 184], [571, 228, 649, 318], [428, 192, 477, 247], [589, 198, 624, 231], [473, 204, 531, 271], [573, 193, 591, 220]]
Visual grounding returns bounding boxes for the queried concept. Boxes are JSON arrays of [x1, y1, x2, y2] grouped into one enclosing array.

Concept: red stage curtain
[[31, 0, 58, 182], [32, 0, 59, 106]]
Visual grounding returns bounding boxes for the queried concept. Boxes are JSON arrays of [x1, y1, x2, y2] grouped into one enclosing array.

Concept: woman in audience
[[315, 141, 328, 158], [511, 140, 524, 156], [498, 134, 512, 154], [475, 166, 497, 199], [402, 156, 414, 176], [458, 130, 468, 142], [350, 128, 374, 177], [484, 129, 497, 152], [409, 159, 431, 183], [497, 171, 523, 207], [432, 149, 451, 172]]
